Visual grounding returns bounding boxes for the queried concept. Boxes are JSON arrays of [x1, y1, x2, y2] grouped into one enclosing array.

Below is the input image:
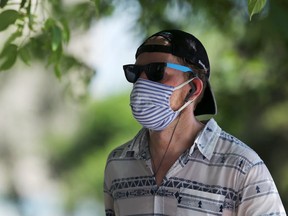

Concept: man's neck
[[148, 112, 204, 185]]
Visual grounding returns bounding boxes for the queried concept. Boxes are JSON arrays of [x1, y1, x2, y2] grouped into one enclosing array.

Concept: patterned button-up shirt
[[104, 118, 286, 215]]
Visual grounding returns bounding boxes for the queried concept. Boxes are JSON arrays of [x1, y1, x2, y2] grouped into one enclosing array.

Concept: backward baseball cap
[[135, 29, 217, 116]]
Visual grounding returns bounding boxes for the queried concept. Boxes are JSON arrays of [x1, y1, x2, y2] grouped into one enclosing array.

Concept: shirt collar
[[132, 118, 221, 161], [192, 118, 222, 160], [128, 128, 150, 160]]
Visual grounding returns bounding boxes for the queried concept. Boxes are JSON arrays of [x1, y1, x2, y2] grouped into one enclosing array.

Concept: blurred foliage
[[1, 0, 288, 213], [47, 94, 141, 209], [0, 0, 264, 74], [0, 0, 114, 81]]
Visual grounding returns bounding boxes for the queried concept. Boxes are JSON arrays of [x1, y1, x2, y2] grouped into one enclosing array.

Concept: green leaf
[[27, 0, 34, 30], [52, 25, 62, 51], [5, 30, 22, 45], [44, 18, 55, 30], [54, 64, 62, 80], [20, 0, 27, 8], [0, 10, 21, 31], [18, 46, 30, 65], [60, 18, 70, 43], [44, 18, 65, 51], [248, 0, 267, 20], [0, 0, 9, 8], [0, 44, 18, 71]]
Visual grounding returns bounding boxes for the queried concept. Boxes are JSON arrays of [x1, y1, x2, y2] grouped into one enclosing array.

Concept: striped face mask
[[130, 78, 194, 131]]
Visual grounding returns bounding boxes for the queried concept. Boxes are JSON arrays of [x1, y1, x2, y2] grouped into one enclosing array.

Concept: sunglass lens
[[123, 65, 139, 83], [124, 63, 166, 83], [145, 64, 165, 82]]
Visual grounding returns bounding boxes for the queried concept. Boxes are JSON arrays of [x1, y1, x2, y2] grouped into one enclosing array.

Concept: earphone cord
[[153, 112, 182, 178]]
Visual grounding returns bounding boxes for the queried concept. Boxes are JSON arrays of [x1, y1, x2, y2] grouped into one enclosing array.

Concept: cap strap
[[136, 45, 172, 58]]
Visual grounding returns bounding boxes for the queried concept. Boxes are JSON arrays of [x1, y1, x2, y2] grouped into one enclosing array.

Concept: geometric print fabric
[[104, 118, 286, 216]]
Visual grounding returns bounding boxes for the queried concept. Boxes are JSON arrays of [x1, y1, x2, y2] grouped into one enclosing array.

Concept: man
[[104, 30, 286, 215]]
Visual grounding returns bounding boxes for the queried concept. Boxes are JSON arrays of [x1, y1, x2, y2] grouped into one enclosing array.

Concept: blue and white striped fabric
[[130, 78, 179, 131]]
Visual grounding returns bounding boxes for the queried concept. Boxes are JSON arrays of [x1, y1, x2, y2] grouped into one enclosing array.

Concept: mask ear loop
[[177, 98, 195, 112], [174, 78, 194, 90], [174, 78, 196, 113]]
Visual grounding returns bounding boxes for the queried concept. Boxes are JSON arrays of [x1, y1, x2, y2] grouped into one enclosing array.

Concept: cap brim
[[194, 81, 217, 116]]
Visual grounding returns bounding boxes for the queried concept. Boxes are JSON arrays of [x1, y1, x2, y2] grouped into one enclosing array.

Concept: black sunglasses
[[123, 62, 194, 83]]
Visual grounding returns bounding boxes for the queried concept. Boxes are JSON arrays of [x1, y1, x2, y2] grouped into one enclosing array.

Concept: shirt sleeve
[[104, 152, 115, 216], [236, 161, 286, 215], [104, 180, 115, 216]]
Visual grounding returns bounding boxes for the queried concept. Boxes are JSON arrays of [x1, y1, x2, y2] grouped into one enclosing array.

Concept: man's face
[[135, 52, 191, 111]]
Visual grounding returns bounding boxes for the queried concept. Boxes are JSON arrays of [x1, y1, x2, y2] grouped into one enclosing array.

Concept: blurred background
[[0, 0, 287, 215]]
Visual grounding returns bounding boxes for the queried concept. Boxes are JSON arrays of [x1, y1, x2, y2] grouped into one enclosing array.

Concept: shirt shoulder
[[217, 130, 263, 170], [197, 118, 263, 169], [198, 118, 263, 177], [107, 140, 131, 160], [106, 128, 147, 163]]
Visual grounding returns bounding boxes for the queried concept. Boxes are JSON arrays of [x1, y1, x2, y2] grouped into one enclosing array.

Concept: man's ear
[[185, 78, 203, 102]]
